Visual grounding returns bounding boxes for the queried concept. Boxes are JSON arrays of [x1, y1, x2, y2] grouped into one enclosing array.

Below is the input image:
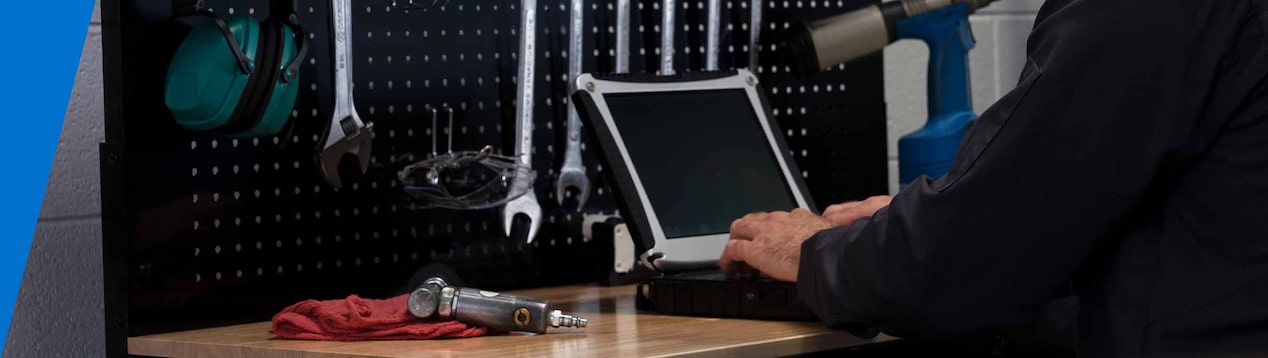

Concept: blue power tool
[[895, 4, 978, 185], [786, 0, 996, 186]]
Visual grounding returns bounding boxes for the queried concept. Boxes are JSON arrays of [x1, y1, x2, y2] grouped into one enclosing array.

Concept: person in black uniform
[[719, 0, 1268, 356]]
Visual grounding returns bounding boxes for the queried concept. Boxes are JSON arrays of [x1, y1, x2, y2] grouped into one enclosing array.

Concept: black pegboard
[[100, 0, 888, 348]]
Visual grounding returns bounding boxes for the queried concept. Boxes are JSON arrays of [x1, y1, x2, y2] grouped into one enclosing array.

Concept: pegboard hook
[[442, 104, 455, 154], [427, 105, 439, 157]]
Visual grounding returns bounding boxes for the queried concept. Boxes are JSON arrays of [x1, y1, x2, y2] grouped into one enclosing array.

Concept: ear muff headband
[[200, 10, 256, 74], [227, 14, 309, 138], [254, 20, 308, 140], [221, 21, 280, 134], [277, 14, 310, 83]]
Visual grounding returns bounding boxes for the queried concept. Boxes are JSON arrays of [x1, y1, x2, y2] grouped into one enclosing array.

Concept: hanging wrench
[[555, 0, 591, 210], [616, 0, 631, 73], [504, 0, 543, 243], [661, 0, 676, 75], [319, 0, 373, 187], [750, 0, 763, 69], [706, 0, 721, 71]]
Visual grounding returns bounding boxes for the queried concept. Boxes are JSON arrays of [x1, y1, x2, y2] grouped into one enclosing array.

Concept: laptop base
[[636, 271, 818, 321]]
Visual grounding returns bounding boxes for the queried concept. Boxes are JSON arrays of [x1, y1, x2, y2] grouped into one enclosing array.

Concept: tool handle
[[895, 3, 978, 184], [749, 0, 763, 69], [615, 0, 631, 73], [898, 3, 974, 118], [329, 0, 354, 120], [705, 0, 721, 70], [514, 0, 538, 164], [567, 0, 585, 146], [660, 0, 676, 75]]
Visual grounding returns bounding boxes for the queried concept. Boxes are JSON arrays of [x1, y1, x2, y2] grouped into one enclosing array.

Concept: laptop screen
[[605, 89, 798, 239]]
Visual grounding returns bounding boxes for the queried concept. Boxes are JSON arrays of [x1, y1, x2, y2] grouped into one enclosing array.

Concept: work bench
[[127, 284, 894, 357], [101, 0, 893, 356]]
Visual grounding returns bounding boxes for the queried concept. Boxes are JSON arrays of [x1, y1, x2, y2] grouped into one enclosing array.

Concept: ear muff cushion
[[164, 15, 259, 131], [251, 22, 304, 138], [221, 20, 281, 135]]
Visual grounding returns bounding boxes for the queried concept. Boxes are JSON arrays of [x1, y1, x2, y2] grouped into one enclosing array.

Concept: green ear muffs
[[164, 9, 309, 138]]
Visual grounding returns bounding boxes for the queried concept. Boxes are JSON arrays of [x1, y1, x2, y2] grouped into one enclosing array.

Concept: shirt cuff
[[798, 225, 881, 339]]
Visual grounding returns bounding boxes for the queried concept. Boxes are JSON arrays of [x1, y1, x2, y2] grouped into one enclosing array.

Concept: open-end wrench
[[319, 0, 373, 188], [555, 0, 591, 210], [503, 0, 543, 243]]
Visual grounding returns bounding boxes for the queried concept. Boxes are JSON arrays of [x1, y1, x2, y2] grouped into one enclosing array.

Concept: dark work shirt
[[797, 0, 1268, 356]]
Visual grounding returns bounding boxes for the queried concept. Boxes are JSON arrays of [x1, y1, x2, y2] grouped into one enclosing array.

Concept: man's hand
[[821, 195, 892, 227], [719, 208, 834, 282]]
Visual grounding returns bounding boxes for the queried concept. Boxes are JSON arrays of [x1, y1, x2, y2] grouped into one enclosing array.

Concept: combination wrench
[[503, 0, 543, 243], [555, 0, 591, 210], [319, 0, 374, 188]]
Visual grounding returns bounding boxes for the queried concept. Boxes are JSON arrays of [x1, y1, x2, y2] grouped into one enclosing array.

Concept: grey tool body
[[797, 0, 995, 71], [409, 279, 588, 334]]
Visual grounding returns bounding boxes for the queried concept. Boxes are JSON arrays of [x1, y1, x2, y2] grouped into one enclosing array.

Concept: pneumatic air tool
[[407, 277, 589, 334], [784, 0, 998, 185]]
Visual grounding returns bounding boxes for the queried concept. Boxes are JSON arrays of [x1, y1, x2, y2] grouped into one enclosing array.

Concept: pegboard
[[99, 0, 888, 347]]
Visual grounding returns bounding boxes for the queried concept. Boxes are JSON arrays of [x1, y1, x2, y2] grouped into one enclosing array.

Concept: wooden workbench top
[[128, 284, 892, 357]]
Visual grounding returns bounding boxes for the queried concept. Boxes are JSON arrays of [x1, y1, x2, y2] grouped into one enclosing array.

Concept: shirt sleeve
[[795, 0, 1259, 339]]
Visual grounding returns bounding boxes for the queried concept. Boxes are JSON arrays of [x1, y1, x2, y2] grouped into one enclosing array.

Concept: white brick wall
[[883, 0, 1040, 194], [3, 1, 1043, 355]]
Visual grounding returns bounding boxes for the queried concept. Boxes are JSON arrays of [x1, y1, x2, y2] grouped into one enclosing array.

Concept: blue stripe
[[0, 1, 97, 346]]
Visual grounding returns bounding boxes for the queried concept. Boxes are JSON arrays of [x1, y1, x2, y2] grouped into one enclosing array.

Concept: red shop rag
[[271, 294, 490, 341]]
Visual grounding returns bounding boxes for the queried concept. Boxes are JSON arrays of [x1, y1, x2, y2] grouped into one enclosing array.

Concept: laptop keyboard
[[673, 270, 731, 281], [669, 270, 785, 283]]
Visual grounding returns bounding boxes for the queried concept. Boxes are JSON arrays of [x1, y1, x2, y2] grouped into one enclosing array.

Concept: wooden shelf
[[128, 284, 892, 357]]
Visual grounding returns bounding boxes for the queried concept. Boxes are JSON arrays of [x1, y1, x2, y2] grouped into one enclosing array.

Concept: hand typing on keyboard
[[821, 196, 892, 227], [719, 208, 833, 282]]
